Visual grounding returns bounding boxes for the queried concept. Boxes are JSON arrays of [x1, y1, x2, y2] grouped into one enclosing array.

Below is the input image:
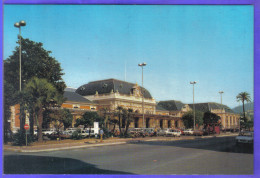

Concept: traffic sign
[[24, 124, 29, 130]]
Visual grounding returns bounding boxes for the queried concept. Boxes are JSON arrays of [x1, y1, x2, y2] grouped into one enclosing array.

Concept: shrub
[[12, 130, 34, 146], [71, 129, 83, 140]]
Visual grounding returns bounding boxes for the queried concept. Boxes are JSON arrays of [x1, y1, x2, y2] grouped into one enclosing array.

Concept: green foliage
[[203, 111, 221, 127], [240, 117, 254, 131], [12, 130, 34, 146], [4, 37, 66, 139], [181, 111, 204, 129], [75, 111, 101, 128], [61, 109, 73, 130], [3, 81, 17, 143], [4, 37, 66, 93], [236, 92, 252, 119], [24, 77, 64, 142], [71, 129, 83, 140]]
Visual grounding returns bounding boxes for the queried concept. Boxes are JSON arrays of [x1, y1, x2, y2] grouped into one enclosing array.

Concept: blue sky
[[4, 5, 254, 108]]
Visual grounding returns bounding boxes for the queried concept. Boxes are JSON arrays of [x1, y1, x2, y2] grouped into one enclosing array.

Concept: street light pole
[[219, 91, 224, 105], [190, 81, 197, 130], [14, 20, 26, 91], [138, 62, 147, 129]]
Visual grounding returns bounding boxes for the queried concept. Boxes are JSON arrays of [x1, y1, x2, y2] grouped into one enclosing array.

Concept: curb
[[4, 142, 127, 153], [4, 134, 238, 153]]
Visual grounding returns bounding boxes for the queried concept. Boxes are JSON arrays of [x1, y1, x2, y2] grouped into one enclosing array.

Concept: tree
[[124, 108, 134, 136], [75, 111, 101, 138], [24, 77, 64, 142], [181, 111, 204, 129], [236, 92, 252, 120], [60, 109, 73, 130], [115, 106, 123, 134], [4, 37, 66, 133], [3, 81, 17, 143], [4, 37, 66, 92], [48, 109, 73, 136], [203, 111, 221, 130]]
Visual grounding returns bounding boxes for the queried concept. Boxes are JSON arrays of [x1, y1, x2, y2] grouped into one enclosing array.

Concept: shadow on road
[[4, 155, 135, 174], [127, 136, 253, 154]]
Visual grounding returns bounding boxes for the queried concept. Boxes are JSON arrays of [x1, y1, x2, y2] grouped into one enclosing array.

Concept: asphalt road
[[4, 136, 253, 175]]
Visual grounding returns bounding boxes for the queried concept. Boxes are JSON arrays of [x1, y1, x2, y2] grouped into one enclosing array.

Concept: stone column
[[228, 116, 231, 129]]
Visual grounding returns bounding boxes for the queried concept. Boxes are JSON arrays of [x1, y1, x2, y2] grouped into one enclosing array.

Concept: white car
[[236, 131, 254, 145], [42, 129, 56, 135], [183, 129, 194, 135], [165, 129, 181, 137]]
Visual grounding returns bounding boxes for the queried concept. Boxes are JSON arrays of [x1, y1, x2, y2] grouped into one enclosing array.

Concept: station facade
[[9, 78, 240, 132]]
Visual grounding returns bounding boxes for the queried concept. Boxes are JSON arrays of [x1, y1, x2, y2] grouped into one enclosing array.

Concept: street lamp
[[190, 81, 197, 130], [14, 20, 26, 91], [219, 91, 224, 104], [138, 62, 147, 129]]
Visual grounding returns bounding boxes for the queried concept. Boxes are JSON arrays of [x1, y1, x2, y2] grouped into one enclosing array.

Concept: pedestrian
[[100, 129, 104, 142], [154, 127, 157, 136]]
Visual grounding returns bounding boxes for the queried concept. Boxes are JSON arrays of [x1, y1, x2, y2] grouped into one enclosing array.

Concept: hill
[[232, 102, 254, 114]]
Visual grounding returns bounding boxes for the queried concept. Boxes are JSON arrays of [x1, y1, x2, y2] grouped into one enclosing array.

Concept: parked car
[[42, 129, 56, 135], [165, 129, 181, 137], [157, 129, 167, 136], [236, 131, 254, 146], [143, 128, 156, 136], [193, 130, 203, 136], [130, 128, 146, 137], [183, 129, 194, 135]]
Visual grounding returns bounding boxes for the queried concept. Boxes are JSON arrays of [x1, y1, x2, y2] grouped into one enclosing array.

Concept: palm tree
[[124, 108, 134, 135], [236, 92, 252, 120], [115, 106, 123, 134], [24, 77, 63, 142]]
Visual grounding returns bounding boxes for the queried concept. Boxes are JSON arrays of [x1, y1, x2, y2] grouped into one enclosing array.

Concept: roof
[[64, 91, 93, 104], [156, 104, 168, 111], [188, 102, 234, 113], [75, 78, 153, 99], [157, 100, 185, 111]]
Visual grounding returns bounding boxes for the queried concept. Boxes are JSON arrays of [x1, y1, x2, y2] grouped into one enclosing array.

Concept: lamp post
[[190, 81, 197, 130], [219, 91, 224, 104], [14, 20, 26, 91], [219, 91, 224, 129], [138, 62, 147, 129]]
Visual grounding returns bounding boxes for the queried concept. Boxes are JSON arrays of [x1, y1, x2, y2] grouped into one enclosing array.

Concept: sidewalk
[[3, 133, 238, 153]]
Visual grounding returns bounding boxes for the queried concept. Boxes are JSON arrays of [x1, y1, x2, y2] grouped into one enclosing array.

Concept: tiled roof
[[156, 104, 168, 111], [64, 91, 93, 103], [157, 100, 185, 111], [75, 78, 153, 99], [188, 102, 234, 113]]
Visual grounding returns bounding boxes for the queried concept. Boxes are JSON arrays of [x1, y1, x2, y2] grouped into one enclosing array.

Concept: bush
[[12, 130, 34, 146], [102, 127, 113, 138], [71, 129, 83, 140]]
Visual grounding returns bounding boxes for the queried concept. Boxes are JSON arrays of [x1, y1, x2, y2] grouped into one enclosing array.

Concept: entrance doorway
[[168, 120, 171, 128], [160, 119, 163, 128], [175, 120, 178, 128], [146, 118, 150, 128], [134, 117, 139, 128]]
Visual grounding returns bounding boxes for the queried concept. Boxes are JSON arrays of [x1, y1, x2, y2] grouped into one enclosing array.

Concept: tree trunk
[[125, 120, 130, 135], [37, 107, 43, 142], [29, 110, 34, 136], [112, 123, 116, 133], [118, 115, 121, 135], [89, 126, 91, 139], [19, 106, 25, 133], [242, 100, 246, 119]]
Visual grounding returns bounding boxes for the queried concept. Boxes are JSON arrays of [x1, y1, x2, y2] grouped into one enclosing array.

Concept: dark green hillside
[[232, 102, 254, 114]]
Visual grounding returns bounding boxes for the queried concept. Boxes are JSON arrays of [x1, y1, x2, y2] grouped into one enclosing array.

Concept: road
[[4, 136, 253, 175]]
